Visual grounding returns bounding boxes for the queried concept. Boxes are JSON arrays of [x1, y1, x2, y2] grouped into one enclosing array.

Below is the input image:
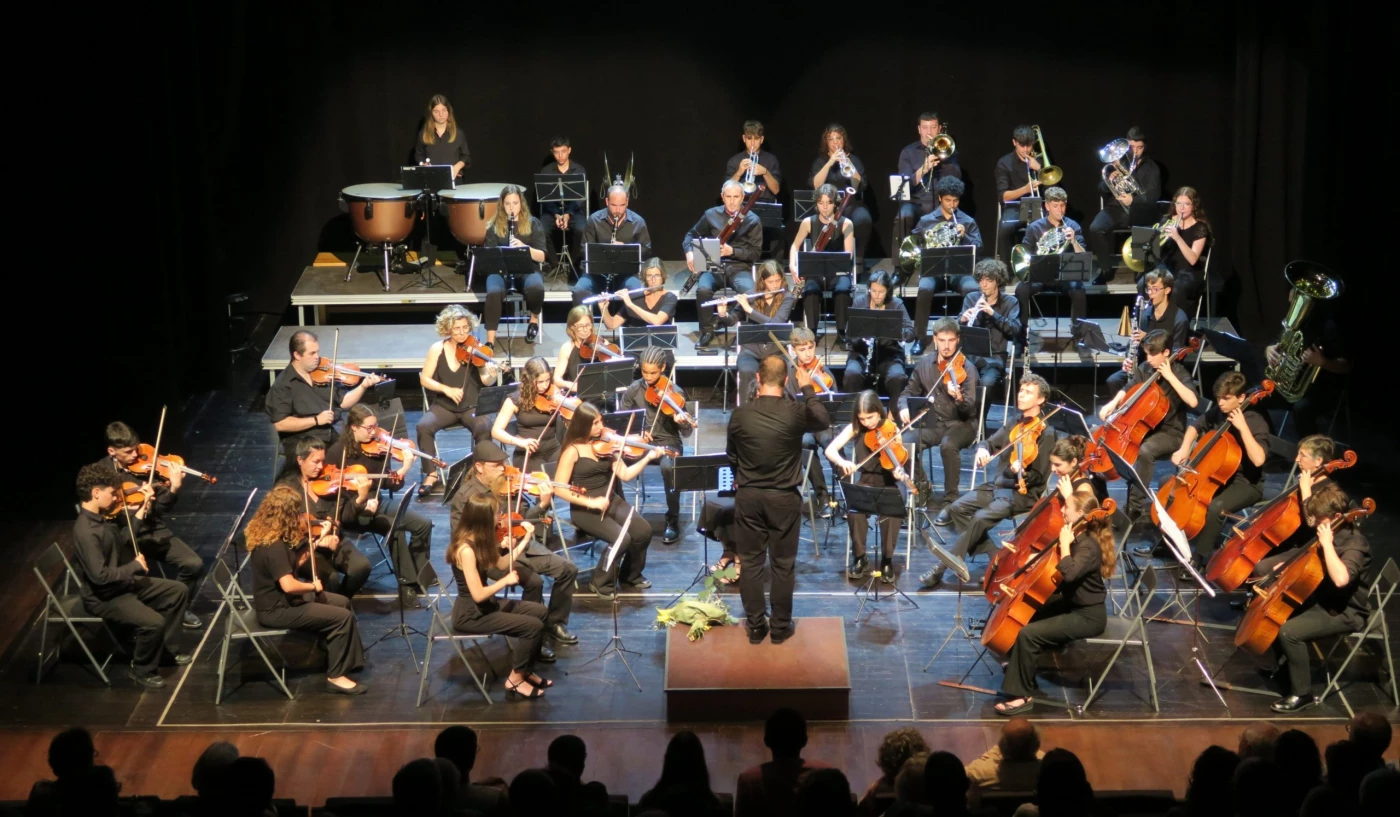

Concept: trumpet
[[836, 150, 855, 179], [1030, 125, 1063, 186], [582, 285, 663, 305], [741, 151, 759, 194], [1098, 138, 1142, 202]]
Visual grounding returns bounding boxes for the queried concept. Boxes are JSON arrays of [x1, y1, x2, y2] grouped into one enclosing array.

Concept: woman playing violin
[[551, 403, 659, 600], [555, 305, 624, 395], [620, 347, 694, 544], [417, 305, 497, 496], [717, 260, 793, 405], [492, 357, 564, 469], [825, 391, 912, 583], [843, 270, 914, 397], [266, 329, 384, 461], [599, 258, 677, 331], [244, 484, 368, 696], [274, 437, 371, 598], [995, 492, 1114, 716]]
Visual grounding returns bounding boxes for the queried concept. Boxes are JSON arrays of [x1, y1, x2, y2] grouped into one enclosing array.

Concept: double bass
[[1088, 338, 1200, 480], [1206, 450, 1358, 591], [1234, 499, 1374, 655]]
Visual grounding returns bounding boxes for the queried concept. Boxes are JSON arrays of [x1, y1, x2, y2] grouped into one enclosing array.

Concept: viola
[[862, 419, 909, 473], [936, 351, 969, 388], [984, 488, 1069, 603], [645, 376, 694, 424], [1234, 499, 1374, 655], [1153, 381, 1275, 538], [308, 357, 393, 388], [452, 335, 496, 368], [495, 511, 529, 544], [496, 466, 585, 497], [1007, 414, 1050, 495], [1089, 338, 1201, 480], [1206, 450, 1359, 591], [592, 430, 677, 460], [306, 464, 396, 496], [578, 336, 626, 362], [301, 512, 337, 540], [534, 387, 581, 421], [125, 443, 218, 484], [106, 481, 149, 518], [361, 430, 448, 468], [796, 357, 836, 394]]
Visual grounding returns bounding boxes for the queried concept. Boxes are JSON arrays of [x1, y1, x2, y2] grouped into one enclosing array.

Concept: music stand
[[536, 172, 588, 279], [841, 481, 919, 617], [846, 307, 906, 383], [576, 359, 636, 403], [752, 202, 784, 230], [601, 409, 645, 435], [917, 246, 977, 315], [1017, 197, 1044, 223], [620, 325, 679, 352], [692, 237, 724, 271], [441, 455, 475, 506], [792, 190, 816, 222], [797, 251, 853, 336], [365, 485, 427, 668], [575, 507, 643, 691], [585, 243, 643, 293], [1075, 320, 1113, 411], [467, 247, 534, 295], [736, 322, 793, 348], [666, 453, 731, 605], [399, 166, 455, 292], [476, 385, 514, 418]]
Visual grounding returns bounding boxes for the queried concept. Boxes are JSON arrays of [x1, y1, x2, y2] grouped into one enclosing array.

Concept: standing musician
[[540, 137, 588, 271], [244, 484, 367, 696], [1097, 330, 1199, 529], [275, 437, 372, 599], [926, 375, 1057, 588], [897, 111, 963, 239], [1105, 273, 1189, 395], [726, 355, 832, 644], [551, 404, 660, 600], [788, 184, 855, 344], [266, 330, 384, 461], [97, 422, 205, 630], [554, 305, 622, 396], [71, 464, 190, 690], [448, 492, 552, 701], [479, 185, 548, 345], [717, 260, 795, 405], [685, 180, 762, 348], [1013, 187, 1088, 328], [493, 357, 565, 469], [957, 259, 1022, 396], [573, 183, 653, 306], [1146, 187, 1210, 314], [787, 327, 837, 516], [910, 177, 982, 354], [725, 120, 784, 259], [449, 440, 578, 654], [327, 404, 434, 608], [825, 391, 913, 583], [900, 318, 979, 515], [993, 492, 1114, 716], [810, 124, 873, 270], [1087, 126, 1162, 279], [599, 258, 677, 331], [416, 305, 498, 497], [843, 271, 914, 398], [993, 125, 1044, 266], [620, 347, 694, 545], [414, 94, 470, 180]]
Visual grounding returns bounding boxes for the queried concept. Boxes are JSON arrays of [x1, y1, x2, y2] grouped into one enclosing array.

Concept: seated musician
[[1097, 330, 1199, 533], [685, 180, 761, 348], [275, 438, 371, 598], [957, 259, 1022, 396], [1144, 187, 1210, 314], [725, 120, 783, 259], [97, 422, 205, 630], [717, 261, 794, 405], [787, 327, 837, 517], [1245, 435, 1346, 582], [843, 271, 913, 398], [266, 330, 383, 462], [327, 404, 434, 608], [493, 357, 565, 469], [897, 111, 963, 240], [993, 125, 1045, 266], [71, 464, 190, 690], [600, 258, 677, 332], [825, 390, 913, 583], [244, 484, 367, 696], [554, 305, 622, 396], [1048, 435, 1107, 504], [573, 183, 653, 306], [540, 137, 587, 273], [788, 184, 855, 346], [1012, 186, 1088, 329], [994, 492, 1115, 716], [900, 318, 979, 518], [926, 374, 1057, 587], [449, 440, 578, 655], [448, 492, 552, 701], [910, 177, 982, 354], [1087, 126, 1161, 279], [620, 347, 694, 544], [810, 124, 873, 271], [414, 94, 469, 181], [1261, 482, 1371, 713], [551, 404, 660, 600], [479, 185, 548, 345], [1106, 270, 1189, 395], [416, 305, 498, 497]]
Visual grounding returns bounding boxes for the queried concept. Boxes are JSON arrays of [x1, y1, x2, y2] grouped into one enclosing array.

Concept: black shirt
[[250, 541, 298, 612], [994, 152, 1039, 202], [582, 208, 652, 256], [1021, 217, 1085, 253], [984, 414, 1058, 494], [71, 508, 144, 602], [1057, 532, 1106, 609], [266, 364, 339, 450], [898, 141, 963, 212], [1312, 527, 1371, 624], [620, 379, 692, 449], [1141, 302, 1190, 352], [482, 217, 548, 271], [1158, 221, 1209, 276], [414, 127, 470, 175], [958, 291, 1021, 362], [430, 335, 489, 413], [275, 473, 359, 528], [683, 207, 762, 272], [1191, 406, 1270, 487], [612, 290, 678, 328], [1097, 154, 1162, 209], [800, 213, 853, 254], [538, 162, 588, 218], [847, 294, 914, 358], [899, 353, 980, 428], [724, 150, 783, 203], [913, 209, 982, 248], [809, 153, 868, 199], [726, 389, 831, 490], [326, 439, 400, 505], [1120, 361, 1197, 435]]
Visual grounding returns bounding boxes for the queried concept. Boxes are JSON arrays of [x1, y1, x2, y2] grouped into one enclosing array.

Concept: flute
[[582, 285, 663, 305]]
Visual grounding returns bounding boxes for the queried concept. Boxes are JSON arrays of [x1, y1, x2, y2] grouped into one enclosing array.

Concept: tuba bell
[[1264, 261, 1344, 403]]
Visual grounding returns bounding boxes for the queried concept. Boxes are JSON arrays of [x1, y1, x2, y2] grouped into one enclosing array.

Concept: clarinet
[[1123, 295, 1146, 373], [609, 214, 621, 243]]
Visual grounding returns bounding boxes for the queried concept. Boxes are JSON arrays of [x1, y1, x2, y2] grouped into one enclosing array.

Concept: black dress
[[506, 387, 562, 468], [249, 541, 365, 679]]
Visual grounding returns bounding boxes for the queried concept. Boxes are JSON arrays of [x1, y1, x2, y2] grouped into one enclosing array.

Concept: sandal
[[995, 696, 1034, 716], [417, 474, 439, 498], [713, 558, 739, 585], [505, 678, 544, 700], [526, 672, 554, 688]]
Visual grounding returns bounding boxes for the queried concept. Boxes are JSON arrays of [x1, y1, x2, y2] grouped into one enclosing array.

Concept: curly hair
[[245, 484, 309, 549], [876, 728, 930, 781], [819, 123, 852, 156], [434, 304, 478, 338], [516, 356, 553, 410], [75, 463, 120, 503]]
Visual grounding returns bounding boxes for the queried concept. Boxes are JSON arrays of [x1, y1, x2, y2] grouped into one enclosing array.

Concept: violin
[[1089, 338, 1201, 480], [496, 466, 585, 497], [125, 443, 218, 484], [301, 512, 337, 540], [308, 358, 393, 388], [645, 376, 694, 425], [936, 350, 969, 388], [578, 336, 626, 362], [1007, 414, 1051, 495], [452, 335, 496, 369], [1234, 499, 1374, 655], [862, 419, 909, 474], [534, 387, 581, 421], [495, 511, 529, 544], [592, 430, 677, 460], [1153, 381, 1274, 538], [306, 464, 396, 496], [1206, 450, 1358, 592], [105, 481, 150, 518], [795, 357, 836, 394], [361, 430, 447, 468]]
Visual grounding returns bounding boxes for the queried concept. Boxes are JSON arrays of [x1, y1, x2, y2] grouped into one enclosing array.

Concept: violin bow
[[147, 406, 168, 487], [328, 443, 349, 536], [300, 481, 320, 592], [646, 360, 679, 439], [847, 376, 945, 473], [328, 328, 341, 415]]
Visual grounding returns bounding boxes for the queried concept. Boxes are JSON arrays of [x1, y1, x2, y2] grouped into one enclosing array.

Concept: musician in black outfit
[[825, 390, 913, 582], [899, 318, 979, 515], [995, 492, 1113, 716], [725, 120, 783, 259], [727, 355, 831, 644], [71, 464, 190, 690], [414, 94, 470, 179], [787, 327, 837, 516], [540, 137, 587, 271], [573, 184, 653, 306], [1087, 127, 1162, 279], [1013, 186, 1088, 329], [956, 259, 1022, 396], [599, 258, 677, 331], [266, 330, 384, 461], [896, 112, 963, 240], [810, 124, 872, 270], [993, 125, 1046, 266], [620, 347, 694, 544], [275, 438, 372, 598], [1143, 187, 1210, 314], [717, 260, 794, 405], [685, 180, 761, 347], [1106, 270, 1189, 395], [416, 305, 498, 497], [479, 185, 548, 344], [492, 357, 564, 469], [97, 422, 205, 629], [1248, 435, 1345, 581], [910, 177, 981, 352], [843, 271, 913, 399], [788, 184, 855, 345]]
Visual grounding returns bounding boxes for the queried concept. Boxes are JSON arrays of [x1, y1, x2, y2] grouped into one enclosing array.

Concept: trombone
[[1031, 125, 1063, 186]]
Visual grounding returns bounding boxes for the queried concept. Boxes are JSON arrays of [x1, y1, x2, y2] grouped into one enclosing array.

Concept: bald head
[[1238, 721, 1280, 760], [999, 717, 1041, 762]]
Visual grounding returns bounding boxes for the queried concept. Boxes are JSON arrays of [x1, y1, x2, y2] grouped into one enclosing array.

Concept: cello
[[1206, 450, 1358, 591], [1234, 499, 1374, 655], [1088, 337, 1201, 480], [984, 486, 1066, 603], [1152, 381, 1274, 539]]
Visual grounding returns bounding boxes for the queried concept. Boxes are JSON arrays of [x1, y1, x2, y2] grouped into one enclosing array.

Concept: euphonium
[[1098, 138, 1142, 199], [1265, 261, 1344, 403]]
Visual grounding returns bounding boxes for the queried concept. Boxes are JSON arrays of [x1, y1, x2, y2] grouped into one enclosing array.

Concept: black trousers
[[734, 487, 802, 634], [1088, 203, 1157, 278], [947, 485, 1038, 562], [1274, 603, 1361, 696], [1014, 281, 1087, 330], [345, 500, 434, 589], [799, 270, 853, 333], [1188, 478, 1263, 561], [1124, 430, 1183, 520], [802, 430, 834, 497], [972, 356, 1007, 397], [83, 577, 188, 676], [490, 549, 578, 627], [649, 454, 682, 523], [473, 272, 545, 332], [847, 474, 903, 563], [913, 275, 979, 343], [137, 530, 203, 614], [451, 597, 545, 673], [695, 266, 755, 333], [257, 592, 365, 679], [570, 498, 652, 593], [908, 421, 977, 500], [303, 542, 372, 599], [997, 209, 1027, 264], [1002, 598, 1107, 698], [417, 404, 491, 478], [843, 354, 908, 401]]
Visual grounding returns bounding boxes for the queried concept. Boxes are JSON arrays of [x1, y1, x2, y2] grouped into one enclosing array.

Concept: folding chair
[[414, 561, 494, 706], [32, 543, 122, 685], [1318, 557, 1399, 714], [1082, 564, 1160, 713], [211, 560, 294, 705]]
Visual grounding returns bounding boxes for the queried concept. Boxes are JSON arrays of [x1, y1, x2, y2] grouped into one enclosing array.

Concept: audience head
[[392, 757, 459, 816], [1360, 767, 1400, 815], [1324, 739, 1375, 806], [894, 753, 930, 804], [1034, 748, 1093, 817], [1349, 712, 1393, 765], [223, 757, 276, 817], [547, 734, 587, 778], [1184, 745, 1239, 817], [1232, 757, 1289, 817], [1237, 721, 1280, 760], [655, 730, 711, 792], [999, 717, 1042, 762], [875, 727, 929, 782], [764, 707, 809, 758], [190, 740, 240, 799], [923, 751, 970, 815], [434, 725, 480, 778], [47, 726, 95, 779], [1275, 728, 1323, 804], [56, 764, 120, 816], [509, 768, 560, 816], [795, 767, 853, 817]]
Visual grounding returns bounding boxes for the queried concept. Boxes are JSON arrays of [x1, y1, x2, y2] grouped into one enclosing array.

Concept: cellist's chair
[[32, 543, 122, 685], [1081, 564, 1160, 713], [1318, 557, 1399, 713]]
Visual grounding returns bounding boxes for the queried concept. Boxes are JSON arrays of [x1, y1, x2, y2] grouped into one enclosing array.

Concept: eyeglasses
[[1145, 286, 1165, 293]]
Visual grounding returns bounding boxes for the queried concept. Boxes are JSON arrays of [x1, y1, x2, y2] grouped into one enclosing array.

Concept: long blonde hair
[[421, 94, 458, 145], [490, 185, 533, 238], [1068, 493, 1116, 579], [244, 485, 309, 549]]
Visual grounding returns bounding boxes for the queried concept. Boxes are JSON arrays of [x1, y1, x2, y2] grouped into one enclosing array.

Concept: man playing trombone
[[897, 112, 962, 241], [572, 183, 653, 306], [1012, 186, 1088, 332], [993, 125, 1046, 266], [1087, 126, 1161, 280]]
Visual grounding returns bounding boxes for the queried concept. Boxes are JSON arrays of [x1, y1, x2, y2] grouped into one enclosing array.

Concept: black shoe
[[160, 651, 194, 667], [771, 620, 798, 644], [698, 331, 715, 348], [324, 679, 368, 696], [1270, 694, 1318, 713], [1133, 543, 1171, 558], [128, 669, 166, 690], [547, 623, 578, 645], [589, 582, 617, 600], [911, 340, 925, 357], [879, 561, 896, 585], [835, 333, 848, 351], [933, 510, 953, 527], [1256, 665, 1282, 684], [848, 555, 869, 580], [398, 584, 420, 609], [537, 644, 557, 663], [182, 611, 203, 630], [663, 521, 680, 544], [623, 575, 652, 589], [919, 569, 944, 589], [746, 622, 769, 644], [525, 322, 540, 343]]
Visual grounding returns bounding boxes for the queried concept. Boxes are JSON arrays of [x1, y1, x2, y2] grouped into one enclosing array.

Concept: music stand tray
[[752, 201, 784, 230], [441, 455, 475, 506], [792, 190, 816, 222], [468, 247, 534, 290], [796, 251, 853, 279], [736, 322, 793, 347], [620, 325, 679, 352], [692, 237, 723, 269], [823, 392, 885, 427], [958, 325, 994, 359], [401, 165, 454, 191], [601, 409, 645, 435], [534, 173, 587, 207], [576, 359, 636, 402], [1058, 252, 1093, 283], [845, 309, 905, 341], [1017, 196, 1044, 223], [917, 246, 976, 280], [585, 243, 643, 282], [476, 385, 514, 418]]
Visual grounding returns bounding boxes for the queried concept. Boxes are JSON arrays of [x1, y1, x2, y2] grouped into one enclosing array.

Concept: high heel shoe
[[505, 678, 544, 700], [417, 475, 439, 498], [525, 672, 554, 688]]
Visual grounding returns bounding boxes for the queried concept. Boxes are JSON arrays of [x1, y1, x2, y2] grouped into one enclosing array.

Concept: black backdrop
[[27, 2, 1367, 520]]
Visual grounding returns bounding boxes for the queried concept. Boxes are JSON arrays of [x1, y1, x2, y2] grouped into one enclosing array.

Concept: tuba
[[1265, 261, 1344, 403], [1010, 225, 1071, 281], [1098, 138, 1143, 200]]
